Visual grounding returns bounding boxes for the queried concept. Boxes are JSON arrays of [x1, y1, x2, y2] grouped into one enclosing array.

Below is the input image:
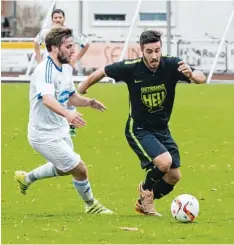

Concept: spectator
[[1, 11, 10, 37]]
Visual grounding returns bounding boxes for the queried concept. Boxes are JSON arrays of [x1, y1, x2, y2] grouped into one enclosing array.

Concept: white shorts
[[29, 137, 81, 172]]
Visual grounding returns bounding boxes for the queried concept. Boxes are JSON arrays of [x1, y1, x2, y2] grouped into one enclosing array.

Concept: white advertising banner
[[227, 43, 234, 72], [1, 48, 47, 72], [178, 41, 229, 72], [1, 41, 234, 73]]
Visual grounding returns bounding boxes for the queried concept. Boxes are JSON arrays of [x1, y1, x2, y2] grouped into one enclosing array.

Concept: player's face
[[52, 13, 65, 26], [57, 36, 75, 64], [141, 41, 162, 70]]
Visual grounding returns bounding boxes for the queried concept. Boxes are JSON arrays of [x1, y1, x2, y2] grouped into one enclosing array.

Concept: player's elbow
[[192, 71, 206, 84], [77, 81, 88, 94], [97, 67, 107, 78], [200, 73, 207, 83]]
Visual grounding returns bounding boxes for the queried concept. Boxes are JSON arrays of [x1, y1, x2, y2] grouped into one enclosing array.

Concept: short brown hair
[[140, 30, 162, 48], [45, 28, 73, 52]]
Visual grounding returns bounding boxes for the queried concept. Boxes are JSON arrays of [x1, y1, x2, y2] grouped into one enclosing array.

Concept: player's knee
[[152, 152, 172, 173], [77, 162, 88, 178], [55, 168, 69, 176]]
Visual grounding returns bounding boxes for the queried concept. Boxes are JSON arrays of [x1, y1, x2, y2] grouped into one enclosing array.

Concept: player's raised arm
[[76, 43, 90, 61], [78, 60, 131, 94], [72, 31, 90, 64], [177, 61, 206, 84], [34, 32, 43, 63], [78, 67, 106, 94], [190, 69, 206, 84]]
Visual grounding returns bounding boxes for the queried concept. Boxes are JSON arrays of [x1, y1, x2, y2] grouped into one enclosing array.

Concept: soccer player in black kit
[[78, 30, 206, 216]]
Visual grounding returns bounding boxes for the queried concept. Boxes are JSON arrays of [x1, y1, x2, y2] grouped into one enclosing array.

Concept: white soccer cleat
[[14, 171, 30, 195], [85, 199, 113, 214]]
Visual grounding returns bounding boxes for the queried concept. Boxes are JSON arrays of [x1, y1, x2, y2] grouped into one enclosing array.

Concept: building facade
[[55, 1, 234, 42]]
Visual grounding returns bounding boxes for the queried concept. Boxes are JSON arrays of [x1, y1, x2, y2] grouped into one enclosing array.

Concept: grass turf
[[1, 83, 234, 244]]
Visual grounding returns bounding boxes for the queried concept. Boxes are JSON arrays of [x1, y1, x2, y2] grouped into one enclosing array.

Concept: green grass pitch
[[1, 83, 234, 244]]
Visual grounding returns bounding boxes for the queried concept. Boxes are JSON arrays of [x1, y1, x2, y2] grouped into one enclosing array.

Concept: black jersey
[[105, 56, 193, 130]]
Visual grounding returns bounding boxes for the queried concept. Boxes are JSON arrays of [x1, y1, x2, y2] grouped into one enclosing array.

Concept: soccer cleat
[[135, 199, 147, 215], [135, 182, 162, 216], [69, 126, 76, 138], [14, 171, 30, 195], [135, 199, 162, 216], [85, 199, 113, 214]]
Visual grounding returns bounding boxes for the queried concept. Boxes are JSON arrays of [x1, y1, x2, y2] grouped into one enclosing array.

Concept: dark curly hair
[[140, 30, 162, 48]]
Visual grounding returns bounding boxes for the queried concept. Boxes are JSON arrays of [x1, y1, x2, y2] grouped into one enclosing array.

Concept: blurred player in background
[[78, 30, 206, 216], [15, 28, 113, 215], [34, 8, 90, 137]]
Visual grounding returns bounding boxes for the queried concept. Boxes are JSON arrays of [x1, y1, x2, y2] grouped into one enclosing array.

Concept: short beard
[[143, 54, 159, 71], [57, 52, 69, 64], [143, 55, 151, 68]]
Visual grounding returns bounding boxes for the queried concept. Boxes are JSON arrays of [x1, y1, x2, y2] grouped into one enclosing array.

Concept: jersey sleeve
[[172, 57, 195, 83], [69, 82, 76, 97], [34, 63, 55, 99], [73, 30, 88, 48], [104, 61, 131, 83]]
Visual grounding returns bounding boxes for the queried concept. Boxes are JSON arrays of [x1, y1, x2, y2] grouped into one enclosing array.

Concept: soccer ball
[[171, 194, 199, 223]]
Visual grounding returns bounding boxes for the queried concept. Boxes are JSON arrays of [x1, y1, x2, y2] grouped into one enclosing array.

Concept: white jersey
[[28, 56, 76, 143], [34, 26, 88, 47]]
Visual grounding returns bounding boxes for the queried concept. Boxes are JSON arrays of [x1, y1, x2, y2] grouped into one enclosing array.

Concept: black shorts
[[125, 117, 180, 169]]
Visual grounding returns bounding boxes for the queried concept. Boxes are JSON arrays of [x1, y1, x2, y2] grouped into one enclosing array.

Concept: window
[[94, 14, 126, 21], [139, 13, 167, 21]]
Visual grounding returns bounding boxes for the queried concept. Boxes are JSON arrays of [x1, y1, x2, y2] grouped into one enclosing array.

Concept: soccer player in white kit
[[15, 28, 113, 214], [34, 9, 89, 137]]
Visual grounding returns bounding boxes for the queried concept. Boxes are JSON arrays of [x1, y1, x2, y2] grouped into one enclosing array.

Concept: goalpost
[[107, 0, 143, 85], [118, 0, 142, 63], [206, 5, 234, 84]]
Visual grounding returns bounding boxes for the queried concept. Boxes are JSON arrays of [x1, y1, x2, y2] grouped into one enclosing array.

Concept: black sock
[[152, 179, 174, 199], [143, 167, 166, 190]]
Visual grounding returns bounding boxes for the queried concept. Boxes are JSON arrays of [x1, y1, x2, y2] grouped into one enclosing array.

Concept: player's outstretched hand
[[65, 111, 86, 128], [89, 99, 107, 112], [178, 61, 193, 79]]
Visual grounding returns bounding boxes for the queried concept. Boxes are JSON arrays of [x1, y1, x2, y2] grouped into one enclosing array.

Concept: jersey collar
[[47, 56, 63, 72]]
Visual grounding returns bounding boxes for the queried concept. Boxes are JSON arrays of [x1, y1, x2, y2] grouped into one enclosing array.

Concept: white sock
[[25, 162, 58, 184], [73, 179, 94, 206]]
